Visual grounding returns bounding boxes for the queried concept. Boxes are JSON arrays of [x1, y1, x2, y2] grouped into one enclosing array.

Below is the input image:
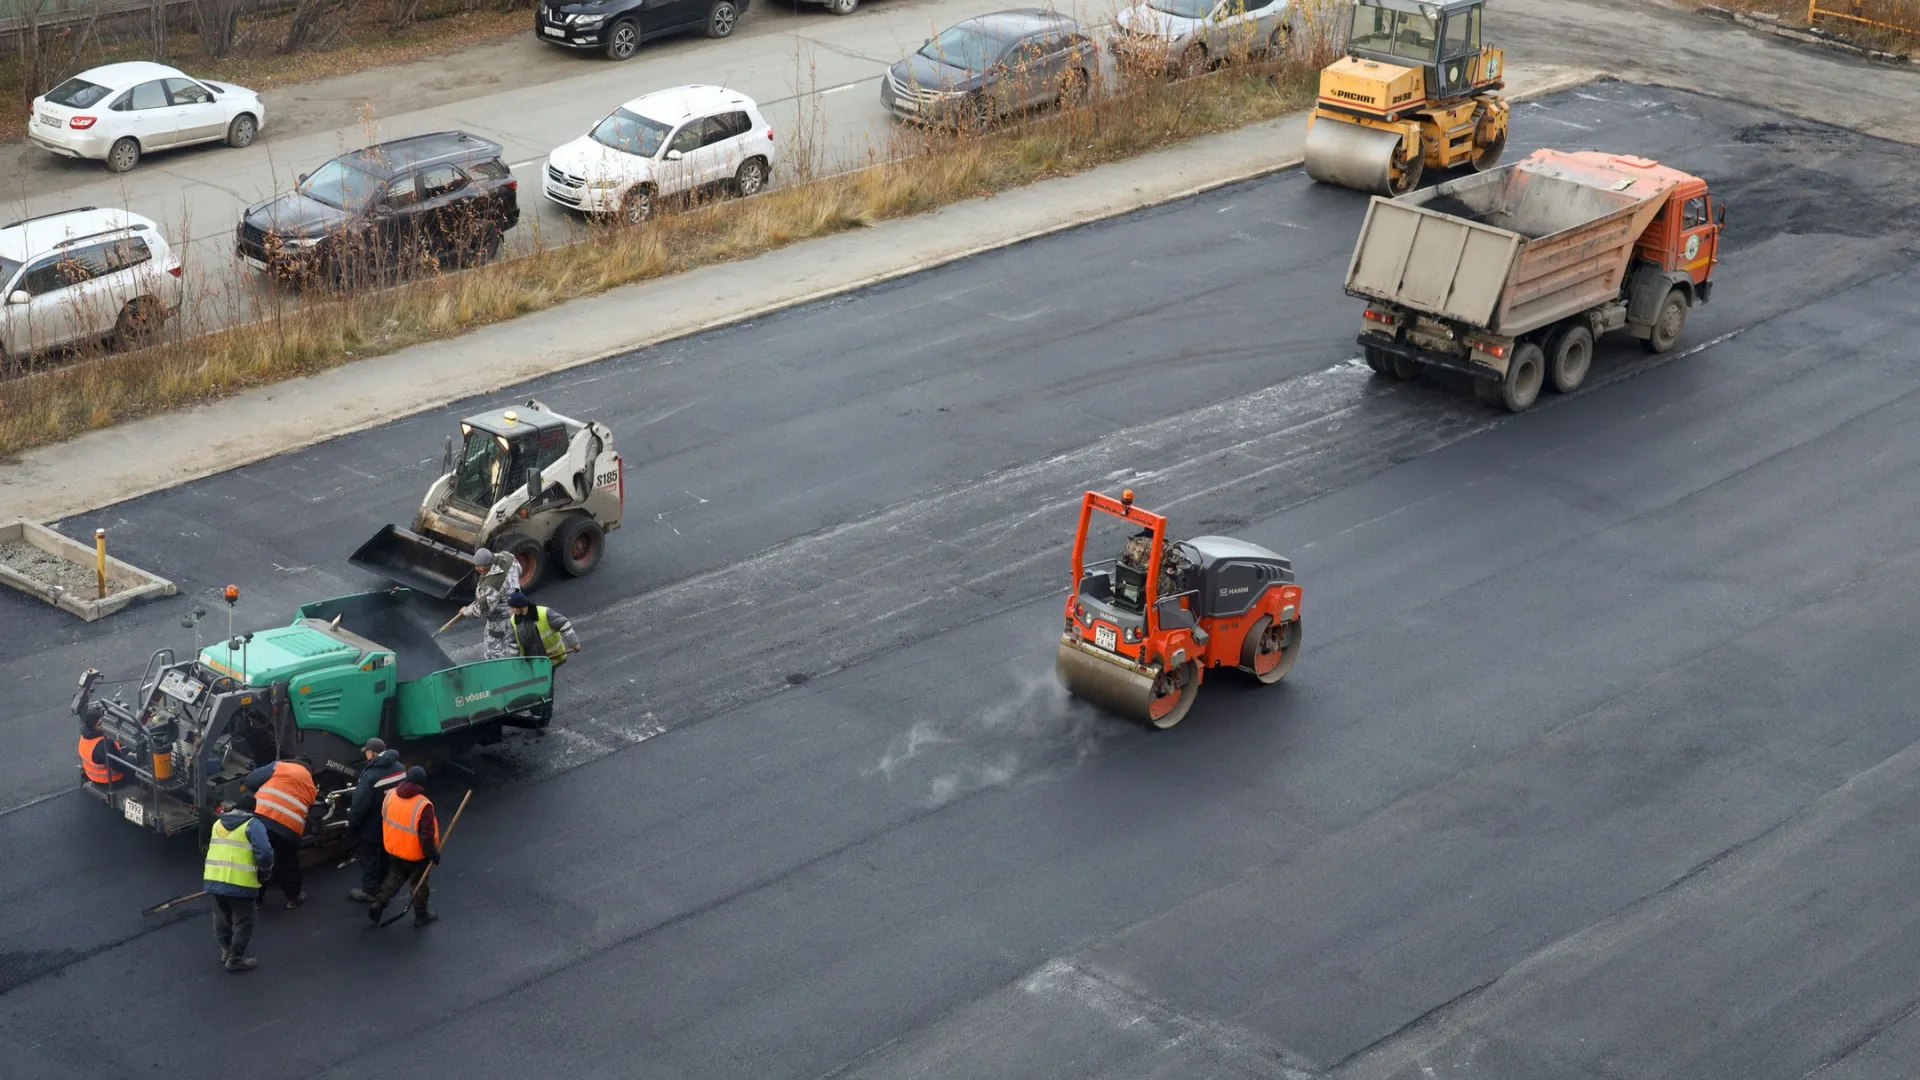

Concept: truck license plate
[[1094, 625, 1117, 650], [122, 799, 145, 826], [543, 25, 565, 36]]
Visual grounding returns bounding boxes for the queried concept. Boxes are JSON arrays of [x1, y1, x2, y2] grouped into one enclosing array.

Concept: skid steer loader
[[351, 399, 623, 599]]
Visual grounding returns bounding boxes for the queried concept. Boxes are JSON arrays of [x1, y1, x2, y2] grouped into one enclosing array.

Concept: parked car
[[236, 131, 519, 287], [544, 85, 775, 225], [0, 207, 182, 366], [1111, 0, 1293, 76], [534, 0, 748, 60], [880, 9, 1098, 128], [30, 61, 264, 174]]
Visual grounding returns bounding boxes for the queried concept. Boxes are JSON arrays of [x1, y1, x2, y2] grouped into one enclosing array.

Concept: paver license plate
[[543, 25, 565, 36], [122, 799, 145, 825], [1095, 625, 1117, 650]]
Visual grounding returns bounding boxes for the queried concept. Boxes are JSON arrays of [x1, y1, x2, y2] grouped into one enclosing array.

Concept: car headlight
[[572, 12, 604, 24]]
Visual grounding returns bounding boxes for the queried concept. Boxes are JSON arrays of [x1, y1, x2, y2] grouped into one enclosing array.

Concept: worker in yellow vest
[[203, 793, 275, 972], [508, 590, 581, 727]]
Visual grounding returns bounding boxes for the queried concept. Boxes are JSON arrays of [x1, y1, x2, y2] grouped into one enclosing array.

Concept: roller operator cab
[[70, 588, 552, 857], [1304, 0, 1508, 196], [1056, 489, 1303, 730]]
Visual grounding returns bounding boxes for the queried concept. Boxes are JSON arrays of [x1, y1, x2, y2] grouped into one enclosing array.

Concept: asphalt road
[[5, 83, 1920, 1078]]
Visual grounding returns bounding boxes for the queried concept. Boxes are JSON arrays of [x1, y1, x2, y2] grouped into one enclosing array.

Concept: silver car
[[881, 9, 1100, 128], [1112, 0, 1293, 76]]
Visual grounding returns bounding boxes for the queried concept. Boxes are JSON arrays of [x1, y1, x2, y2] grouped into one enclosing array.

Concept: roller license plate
[[122, 798, 145, 825], [1094, 625, 1117, 650]]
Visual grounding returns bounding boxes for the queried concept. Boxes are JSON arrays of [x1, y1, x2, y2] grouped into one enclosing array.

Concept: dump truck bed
[[1344, 150, 1686, 336]]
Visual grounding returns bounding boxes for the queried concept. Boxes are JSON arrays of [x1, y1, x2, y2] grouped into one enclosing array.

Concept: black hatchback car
[[236, 131, 520, 286], [535, 0, 748, 60]]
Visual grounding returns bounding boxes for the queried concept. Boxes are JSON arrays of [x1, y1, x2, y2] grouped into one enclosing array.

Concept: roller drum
[[1056, 640, 1159, 723], [1303, 117, 1404, 196]]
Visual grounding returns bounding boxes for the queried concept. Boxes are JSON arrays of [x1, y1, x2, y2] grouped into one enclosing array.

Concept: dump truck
[[1303, 0, 1508, 196], [351, 398, 623, 599], [1347, 148, 1724, 412], [70, 588, 551, 859], [1056, 489, 1303, 730]]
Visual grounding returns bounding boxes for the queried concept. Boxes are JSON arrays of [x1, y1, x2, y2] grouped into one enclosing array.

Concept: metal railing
[[1807, 0, 1920, 36]]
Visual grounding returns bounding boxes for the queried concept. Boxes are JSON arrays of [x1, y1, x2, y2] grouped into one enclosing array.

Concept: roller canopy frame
[[1066, 491, 1170, 640]]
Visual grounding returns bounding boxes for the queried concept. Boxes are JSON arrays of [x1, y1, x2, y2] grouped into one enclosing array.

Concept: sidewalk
[[0, 62, 1600, 526]]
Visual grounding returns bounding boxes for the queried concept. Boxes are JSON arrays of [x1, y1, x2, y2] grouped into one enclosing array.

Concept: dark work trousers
[[540, 663, 561, 726], [355, 831, 388, 893], [213, 895, 256, 957], [265, 828, 304, 901], [371, 857, 432, 917]]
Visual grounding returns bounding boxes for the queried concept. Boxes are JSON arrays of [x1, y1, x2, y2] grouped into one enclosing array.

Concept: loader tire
[[1498, 343, 1544, 413], [498, 532, 546, 591], [1545, 323, 1593, 393], [553, 516, 605, 578]]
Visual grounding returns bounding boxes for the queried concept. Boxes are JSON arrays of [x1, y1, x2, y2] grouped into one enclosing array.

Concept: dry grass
[[0, 23, 1342, 457], [0, 6, 528, 145], [1705, 0, 1920, 51]]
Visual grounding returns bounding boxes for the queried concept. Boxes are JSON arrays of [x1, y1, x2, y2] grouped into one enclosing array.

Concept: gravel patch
[[0, 540, 127, 597]]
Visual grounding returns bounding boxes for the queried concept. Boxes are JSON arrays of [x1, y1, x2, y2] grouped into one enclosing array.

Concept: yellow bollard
[[94, 529, 107, 600]]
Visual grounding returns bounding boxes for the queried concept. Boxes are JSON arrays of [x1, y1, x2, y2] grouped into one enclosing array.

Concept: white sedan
[[30, 61, 266, 174]]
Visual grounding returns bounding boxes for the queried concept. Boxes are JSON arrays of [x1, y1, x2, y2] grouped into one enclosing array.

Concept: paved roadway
[[0, 0, 1137, 335], [6, 83, 1920, 1078]]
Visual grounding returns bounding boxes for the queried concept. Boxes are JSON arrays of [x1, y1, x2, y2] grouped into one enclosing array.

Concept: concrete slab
[[0, 520, 176, 621]]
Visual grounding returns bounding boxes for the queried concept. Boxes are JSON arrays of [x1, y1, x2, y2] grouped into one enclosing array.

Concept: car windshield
[[591, 108, 673, 158], [44, 77, 112, 109], [1147, 0, 1213, 18], [1349, 5, 1439, 61], [297, 159, 382, 212], [919, 25, 1005, 72]]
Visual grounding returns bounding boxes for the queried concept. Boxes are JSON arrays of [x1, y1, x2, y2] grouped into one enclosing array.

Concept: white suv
[[543, 85, 775, 225], [0, 207, 182, 365]]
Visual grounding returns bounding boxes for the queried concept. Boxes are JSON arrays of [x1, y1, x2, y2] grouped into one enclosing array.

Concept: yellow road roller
[[1303, 0, 1507, 196]]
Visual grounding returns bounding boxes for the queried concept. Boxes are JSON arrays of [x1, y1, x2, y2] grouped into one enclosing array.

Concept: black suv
[[236, 131, 520, 287], [535, 0, 748, 61]]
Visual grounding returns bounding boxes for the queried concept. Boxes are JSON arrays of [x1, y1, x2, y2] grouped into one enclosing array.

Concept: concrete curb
[[1696, 5, 1913, 65], [0, 65, 1603, 528]]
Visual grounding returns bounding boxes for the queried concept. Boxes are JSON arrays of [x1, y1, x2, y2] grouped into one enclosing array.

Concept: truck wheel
[[1363, 346, 1393, 377], [553, 516, 605, 577], [1545, 323, 1593, 393], [1499, 343, 1544, 413], [497, 532, 546, 591], [1643, 290, 1688, 354], [1390, 354, 1420, 380]]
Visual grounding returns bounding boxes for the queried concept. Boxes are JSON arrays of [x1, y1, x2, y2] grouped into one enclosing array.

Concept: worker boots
[[224, 953, 258, 973]]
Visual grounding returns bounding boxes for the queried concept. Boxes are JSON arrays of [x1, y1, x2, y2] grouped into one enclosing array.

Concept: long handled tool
[[435, 611, 466, 635], [379, 788, 472, 928], [144, 889, 207, 916]]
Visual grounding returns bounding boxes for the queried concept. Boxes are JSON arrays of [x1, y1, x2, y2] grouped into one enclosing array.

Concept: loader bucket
[[348, 525, 479, 601]]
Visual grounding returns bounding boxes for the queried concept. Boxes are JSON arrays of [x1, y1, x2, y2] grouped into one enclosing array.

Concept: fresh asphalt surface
[[7, 82, 1920, 1078]]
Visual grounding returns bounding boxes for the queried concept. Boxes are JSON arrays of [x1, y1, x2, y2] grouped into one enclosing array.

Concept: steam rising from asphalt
[[871, 661, 1123, 808]]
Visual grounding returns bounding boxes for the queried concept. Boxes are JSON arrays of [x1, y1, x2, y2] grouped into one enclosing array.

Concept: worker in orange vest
[[240, 757, 317, 910], [368, 766, 440, 928], [78, 714, 127, 789]]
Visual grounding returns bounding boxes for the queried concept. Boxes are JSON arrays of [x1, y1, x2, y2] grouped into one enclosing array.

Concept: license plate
[[1094, 625, 1117, 650], [39, 114, 59, 128], [242, 254, 267, 270], [122, 799, 145, 825], [543, 25, 565, 36]]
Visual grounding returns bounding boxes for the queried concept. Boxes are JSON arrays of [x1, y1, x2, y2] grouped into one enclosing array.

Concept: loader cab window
[[452, 428, 529, 509]]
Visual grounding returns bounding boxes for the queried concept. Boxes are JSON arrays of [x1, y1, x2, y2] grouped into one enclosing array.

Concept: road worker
[[368, 766, 441, 928], [77, 714, 127, 789], [240, 756, 318, 909], [203, 793, 274, 973], [508, 590, 581, 726], [459, 547, 522, 660], [345, 738, 406, 902]]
